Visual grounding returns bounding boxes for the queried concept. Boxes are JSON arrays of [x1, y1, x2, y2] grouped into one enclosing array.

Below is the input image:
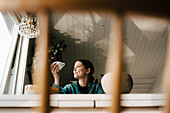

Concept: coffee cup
[[53, 61, 65, 70]]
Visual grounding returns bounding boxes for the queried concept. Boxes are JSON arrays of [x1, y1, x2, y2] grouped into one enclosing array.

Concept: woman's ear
[[86, 68, 91, 74]]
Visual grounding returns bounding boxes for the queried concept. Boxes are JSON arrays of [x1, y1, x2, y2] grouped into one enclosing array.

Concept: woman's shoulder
[[89, 79, 102, 87], [91, 79, 105, 94], [64, 81, 77, 88]]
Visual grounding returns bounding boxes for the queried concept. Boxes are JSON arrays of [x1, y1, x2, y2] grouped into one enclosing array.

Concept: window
[[0, 12, 18, 94], [0, 11, 29, 94], [0, 12, 12, 84]]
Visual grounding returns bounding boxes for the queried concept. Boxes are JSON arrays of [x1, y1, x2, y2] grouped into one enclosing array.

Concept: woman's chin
[[74, 75, 78, 79]]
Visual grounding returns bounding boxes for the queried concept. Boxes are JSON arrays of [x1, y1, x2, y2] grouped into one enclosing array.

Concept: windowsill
[[0, 94, 165, 108]]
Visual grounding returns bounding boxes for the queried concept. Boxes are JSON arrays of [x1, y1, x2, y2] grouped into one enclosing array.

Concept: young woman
[[51, 59, 104, 94]]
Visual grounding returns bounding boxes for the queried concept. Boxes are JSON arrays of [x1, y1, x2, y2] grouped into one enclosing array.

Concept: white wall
[[149, 72, 165, 93]]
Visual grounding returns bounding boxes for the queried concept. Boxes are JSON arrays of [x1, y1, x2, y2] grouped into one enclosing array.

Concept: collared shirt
[[52, 80, 105, 94]]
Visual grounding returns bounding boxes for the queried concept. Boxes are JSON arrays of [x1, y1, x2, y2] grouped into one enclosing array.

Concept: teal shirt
[[52, 80, 105, 94]]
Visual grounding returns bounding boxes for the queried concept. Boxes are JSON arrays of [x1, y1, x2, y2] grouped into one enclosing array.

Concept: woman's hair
[[77, 59, 95, 82]]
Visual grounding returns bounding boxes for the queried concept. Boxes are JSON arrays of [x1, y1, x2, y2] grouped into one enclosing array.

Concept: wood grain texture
[[0, 0, 169, 17]]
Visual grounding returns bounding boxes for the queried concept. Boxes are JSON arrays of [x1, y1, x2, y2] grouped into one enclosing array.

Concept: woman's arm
[[52, 83, 73, 94]]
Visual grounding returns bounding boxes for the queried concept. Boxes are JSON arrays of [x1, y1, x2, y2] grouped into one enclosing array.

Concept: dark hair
[[77, 59, 95, 82]]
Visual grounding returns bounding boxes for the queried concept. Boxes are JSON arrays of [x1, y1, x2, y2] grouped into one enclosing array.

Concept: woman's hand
[[50, 63, 60, 85]]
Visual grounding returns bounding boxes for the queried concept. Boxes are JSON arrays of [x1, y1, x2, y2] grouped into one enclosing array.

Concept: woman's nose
[[73, 68, 76, 71]]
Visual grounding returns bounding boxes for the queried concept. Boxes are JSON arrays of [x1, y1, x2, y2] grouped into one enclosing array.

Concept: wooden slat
[[0, 0, 169, 17], [0, 1, 169, 113], [112, 13, 123, 113], [163, 24, 170, 113], [34, 11, 49, 113], [105, 12, 123, 113]]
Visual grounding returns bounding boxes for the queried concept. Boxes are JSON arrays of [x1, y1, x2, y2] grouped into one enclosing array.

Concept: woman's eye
[[77, 66, 81, 68]]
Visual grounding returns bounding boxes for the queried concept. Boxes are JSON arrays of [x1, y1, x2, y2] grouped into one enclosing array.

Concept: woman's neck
[[78, 77, 89, 87]]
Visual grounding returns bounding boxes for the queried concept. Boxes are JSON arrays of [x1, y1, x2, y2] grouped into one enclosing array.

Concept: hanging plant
[[48, 40, 67, 63], [27, 39, 67, 79]]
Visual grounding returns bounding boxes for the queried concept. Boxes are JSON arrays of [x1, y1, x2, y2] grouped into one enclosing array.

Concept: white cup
[[53, 61, 65, 70]]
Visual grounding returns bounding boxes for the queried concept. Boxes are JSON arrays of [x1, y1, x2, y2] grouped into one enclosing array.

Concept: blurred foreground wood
[[163, 24, 170, 113], [0, 0, 169, 113], [105, 13, 123, 113], [32, 11, 49, 113], [0, 0, 169, 17]]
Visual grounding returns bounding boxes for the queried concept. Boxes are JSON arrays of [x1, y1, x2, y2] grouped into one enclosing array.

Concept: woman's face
[[73, 61, 88, 79]]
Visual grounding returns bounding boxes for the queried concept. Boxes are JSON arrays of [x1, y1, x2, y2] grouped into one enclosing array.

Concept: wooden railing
[[0, 0, 169, 113]]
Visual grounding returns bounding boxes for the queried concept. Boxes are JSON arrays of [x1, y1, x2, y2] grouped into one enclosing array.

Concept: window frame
[[0, 22, 19, 94], [0, 11, 30, 94]]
